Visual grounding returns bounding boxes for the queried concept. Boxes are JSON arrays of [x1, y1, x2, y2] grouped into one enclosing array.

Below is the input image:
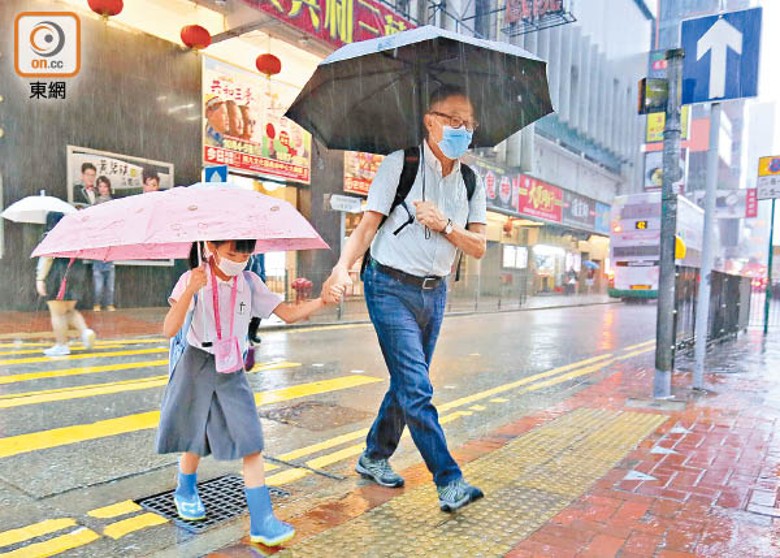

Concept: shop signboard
[[562, 190, 596, 230], [344, 151, 384, 195], [468, 157, 519, 214], [242, 0, 415, 50], [517, 175, 563, 223], [595, 202, 611, 235], [202, 57, 311, 184]]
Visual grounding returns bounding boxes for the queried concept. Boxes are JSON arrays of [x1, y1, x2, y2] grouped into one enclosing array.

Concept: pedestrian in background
[[92, 176, 116, 311], [323, 85, 488, 512], [36, 211, 96, 356], [158, 240, 335, 546]]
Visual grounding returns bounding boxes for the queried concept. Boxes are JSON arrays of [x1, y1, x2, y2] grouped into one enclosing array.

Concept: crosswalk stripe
[[0, 518, 75, 548], [103, 513, 168, 540], [0, 362, 302, 409], [0, 527, 100, 558], [0, 360, 169, 385], [0, 375, 382, 459], [87, 501, 142, 519], [0, 347, 168, 367], [0, 338, 166, 350]]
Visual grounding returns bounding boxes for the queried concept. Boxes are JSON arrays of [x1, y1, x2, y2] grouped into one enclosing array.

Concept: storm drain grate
[[135, 474, 290, 534]]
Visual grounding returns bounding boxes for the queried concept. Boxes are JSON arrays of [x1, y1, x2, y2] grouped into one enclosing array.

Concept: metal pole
[[765, 199, 776, 335], [693, 102, 721, 390], [654, 48, 684, 399]]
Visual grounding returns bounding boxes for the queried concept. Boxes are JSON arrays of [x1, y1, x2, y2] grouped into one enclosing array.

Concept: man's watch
[[442, 218, 454, 235]]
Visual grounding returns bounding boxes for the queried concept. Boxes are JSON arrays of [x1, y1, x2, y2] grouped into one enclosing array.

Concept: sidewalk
[[0, 293, 617, 340], [210, 329, 780, 557]]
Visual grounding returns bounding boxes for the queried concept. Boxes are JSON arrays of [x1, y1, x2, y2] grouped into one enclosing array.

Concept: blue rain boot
[[174, 471, 206, 521], [245, 486, 295, 546]]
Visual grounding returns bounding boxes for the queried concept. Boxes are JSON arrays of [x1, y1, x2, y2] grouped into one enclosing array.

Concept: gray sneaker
[[437, 479, 484, 512], [355, 453, 405, 488]]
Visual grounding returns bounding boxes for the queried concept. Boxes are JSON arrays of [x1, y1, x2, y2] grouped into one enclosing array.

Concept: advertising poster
[[202, 56, 311, 184], [517, 175, 563, 223], [344, 151, 384, 196]]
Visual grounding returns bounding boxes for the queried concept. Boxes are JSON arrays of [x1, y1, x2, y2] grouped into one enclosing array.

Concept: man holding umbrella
[[324, 85, 488, 512]]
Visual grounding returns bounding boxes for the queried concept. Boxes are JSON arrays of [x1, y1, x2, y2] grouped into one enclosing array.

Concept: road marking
[[489, 398, 509, 403], [622, 339, 655, 352], [0, 338, 166, 350], [0, 347, 168, 367], [103, 513, 168, 540], [0, 344, 164, 357], [469, 405, 486, 411], [0, 527, 100, 558], [0, 375, 382, 459], [0, 360, 169, 385], [87, 500, 142, 519], [0, 362, 302, 408], [0, 518, 75, 548]]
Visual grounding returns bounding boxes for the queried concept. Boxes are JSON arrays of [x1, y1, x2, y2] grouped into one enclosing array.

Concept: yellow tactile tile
[[279, 408, 667, 557]]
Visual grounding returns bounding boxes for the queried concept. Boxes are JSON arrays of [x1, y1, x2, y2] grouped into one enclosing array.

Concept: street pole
[[693, 102, 721, 390], [765, 199, 775, 335], [654, 48, 684, 399]]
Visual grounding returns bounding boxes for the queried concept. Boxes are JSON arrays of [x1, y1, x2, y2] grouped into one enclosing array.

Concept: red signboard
[[204, 146, 310, 183], [506, 0, 564, 25], [746, 188, 758, 218], [517, 175, 563, 223], [242, 0, 415, 50]]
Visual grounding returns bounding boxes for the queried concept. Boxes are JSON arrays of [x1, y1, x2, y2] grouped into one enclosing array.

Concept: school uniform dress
[[156, 269, 281, 461]]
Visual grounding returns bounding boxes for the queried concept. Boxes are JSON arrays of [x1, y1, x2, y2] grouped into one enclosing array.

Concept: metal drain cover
[[135, 474, 290, 534]]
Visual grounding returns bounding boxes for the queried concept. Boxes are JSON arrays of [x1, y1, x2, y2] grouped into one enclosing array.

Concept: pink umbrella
[[32, 186, 329, 260]]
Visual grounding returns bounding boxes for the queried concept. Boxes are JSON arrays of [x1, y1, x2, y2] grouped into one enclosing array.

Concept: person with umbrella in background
[[36, 211, 96, 356], [289, 25, 553, 512]]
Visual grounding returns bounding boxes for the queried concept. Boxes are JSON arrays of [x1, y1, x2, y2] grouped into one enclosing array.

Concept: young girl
[[159, 239, 328, 546]]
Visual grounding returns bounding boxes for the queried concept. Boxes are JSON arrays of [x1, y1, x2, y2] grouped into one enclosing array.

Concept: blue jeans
[[363, 262, 462, 487], [92, 261, 115, 306]]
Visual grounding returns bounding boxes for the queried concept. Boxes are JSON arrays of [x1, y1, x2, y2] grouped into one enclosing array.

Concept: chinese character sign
[[241, 0, 414, 49], [466, 157, 517, 213], [344, 151, 384, 195], [562, 190, 595, 230], [202, 57, 311, 184], [517, 176, 563, 223], [756, 155, 780, 200]]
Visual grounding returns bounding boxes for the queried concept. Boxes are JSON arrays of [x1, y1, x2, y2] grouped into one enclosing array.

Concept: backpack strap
[[361, 146, 420, 276]]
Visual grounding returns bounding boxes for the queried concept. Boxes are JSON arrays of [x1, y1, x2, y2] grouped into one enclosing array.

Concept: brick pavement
[[211, 329, 780, 557]]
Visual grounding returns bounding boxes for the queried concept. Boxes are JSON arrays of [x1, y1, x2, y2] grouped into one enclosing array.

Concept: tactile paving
[[278, 408, 667, 557]]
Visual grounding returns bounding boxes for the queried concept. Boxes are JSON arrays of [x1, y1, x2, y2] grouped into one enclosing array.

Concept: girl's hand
[[187, 264, 207, 293], [35, 280, 47, 297], [324, 283, 346, 304]]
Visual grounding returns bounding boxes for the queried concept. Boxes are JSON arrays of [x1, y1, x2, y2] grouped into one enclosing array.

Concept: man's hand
[[35, 280, 47, 297], [413, 200, 447, 232], [322, 266, 352, 304]]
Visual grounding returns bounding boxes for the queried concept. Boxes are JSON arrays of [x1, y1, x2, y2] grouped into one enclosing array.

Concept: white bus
[[608, 192, 703, 299]]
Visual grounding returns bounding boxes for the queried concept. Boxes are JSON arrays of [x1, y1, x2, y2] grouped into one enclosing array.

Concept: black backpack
[[361, 146, 477, 280]]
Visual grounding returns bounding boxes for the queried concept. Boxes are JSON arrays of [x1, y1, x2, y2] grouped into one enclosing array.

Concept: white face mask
[[216, 256, 247, 277]]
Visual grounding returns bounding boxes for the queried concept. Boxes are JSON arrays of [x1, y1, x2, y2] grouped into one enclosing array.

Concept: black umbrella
[[285, 25, 553, 155]]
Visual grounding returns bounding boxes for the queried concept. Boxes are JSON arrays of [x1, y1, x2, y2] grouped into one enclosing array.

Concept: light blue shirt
[[366, 141, 487, 277]]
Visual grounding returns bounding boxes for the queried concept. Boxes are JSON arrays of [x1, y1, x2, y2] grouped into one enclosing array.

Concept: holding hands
[[322, 265, 352, 304]]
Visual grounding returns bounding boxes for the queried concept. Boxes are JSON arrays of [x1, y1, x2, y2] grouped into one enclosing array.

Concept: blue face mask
[[437, 126, 473, 159]]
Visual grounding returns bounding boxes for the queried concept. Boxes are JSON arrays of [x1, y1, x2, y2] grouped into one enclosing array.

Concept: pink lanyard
[[209, 262, 238, 341]]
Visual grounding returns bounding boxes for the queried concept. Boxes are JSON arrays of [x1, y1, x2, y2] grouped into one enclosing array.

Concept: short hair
[[428, 85, 470, 111], [96, 175, 112, 193], [142, 168, 159, 184], [81, 162, 96, 174]]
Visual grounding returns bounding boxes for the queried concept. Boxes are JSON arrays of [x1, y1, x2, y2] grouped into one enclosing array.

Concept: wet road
[[0, 301, 658, 557]]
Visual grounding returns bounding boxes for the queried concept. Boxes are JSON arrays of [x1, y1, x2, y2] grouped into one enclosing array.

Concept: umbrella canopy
[[32, 186, 328, 261], [583, 260, 600, 270], [1, 191, 76, 224], [285, 25, 553, 154]]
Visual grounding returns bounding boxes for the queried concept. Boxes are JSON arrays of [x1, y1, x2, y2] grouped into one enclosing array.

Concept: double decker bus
[[608, 192, 703, 299]]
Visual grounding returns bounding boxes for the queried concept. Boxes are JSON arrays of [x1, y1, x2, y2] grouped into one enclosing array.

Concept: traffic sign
[[681, 8, 761, 104], [203, 164, 228, 182], [757, 155, 780, 200], [329, 194, 363, 213]]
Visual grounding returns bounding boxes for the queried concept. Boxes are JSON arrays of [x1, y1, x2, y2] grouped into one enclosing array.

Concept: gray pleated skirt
[[156, 344, 264, 460]]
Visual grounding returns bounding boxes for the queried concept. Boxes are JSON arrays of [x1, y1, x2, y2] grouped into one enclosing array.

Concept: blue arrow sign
[[203, 164, 228, 182], [681, 7, 761, 104]]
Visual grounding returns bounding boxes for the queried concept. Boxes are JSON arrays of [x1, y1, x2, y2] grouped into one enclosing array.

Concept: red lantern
[[88, 0, 123, 17], [255, 54, 282, 77], [180, 25, 211, 50]]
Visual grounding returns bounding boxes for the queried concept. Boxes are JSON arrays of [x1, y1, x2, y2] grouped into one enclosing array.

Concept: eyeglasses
[[428, 111, 479, 132]]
